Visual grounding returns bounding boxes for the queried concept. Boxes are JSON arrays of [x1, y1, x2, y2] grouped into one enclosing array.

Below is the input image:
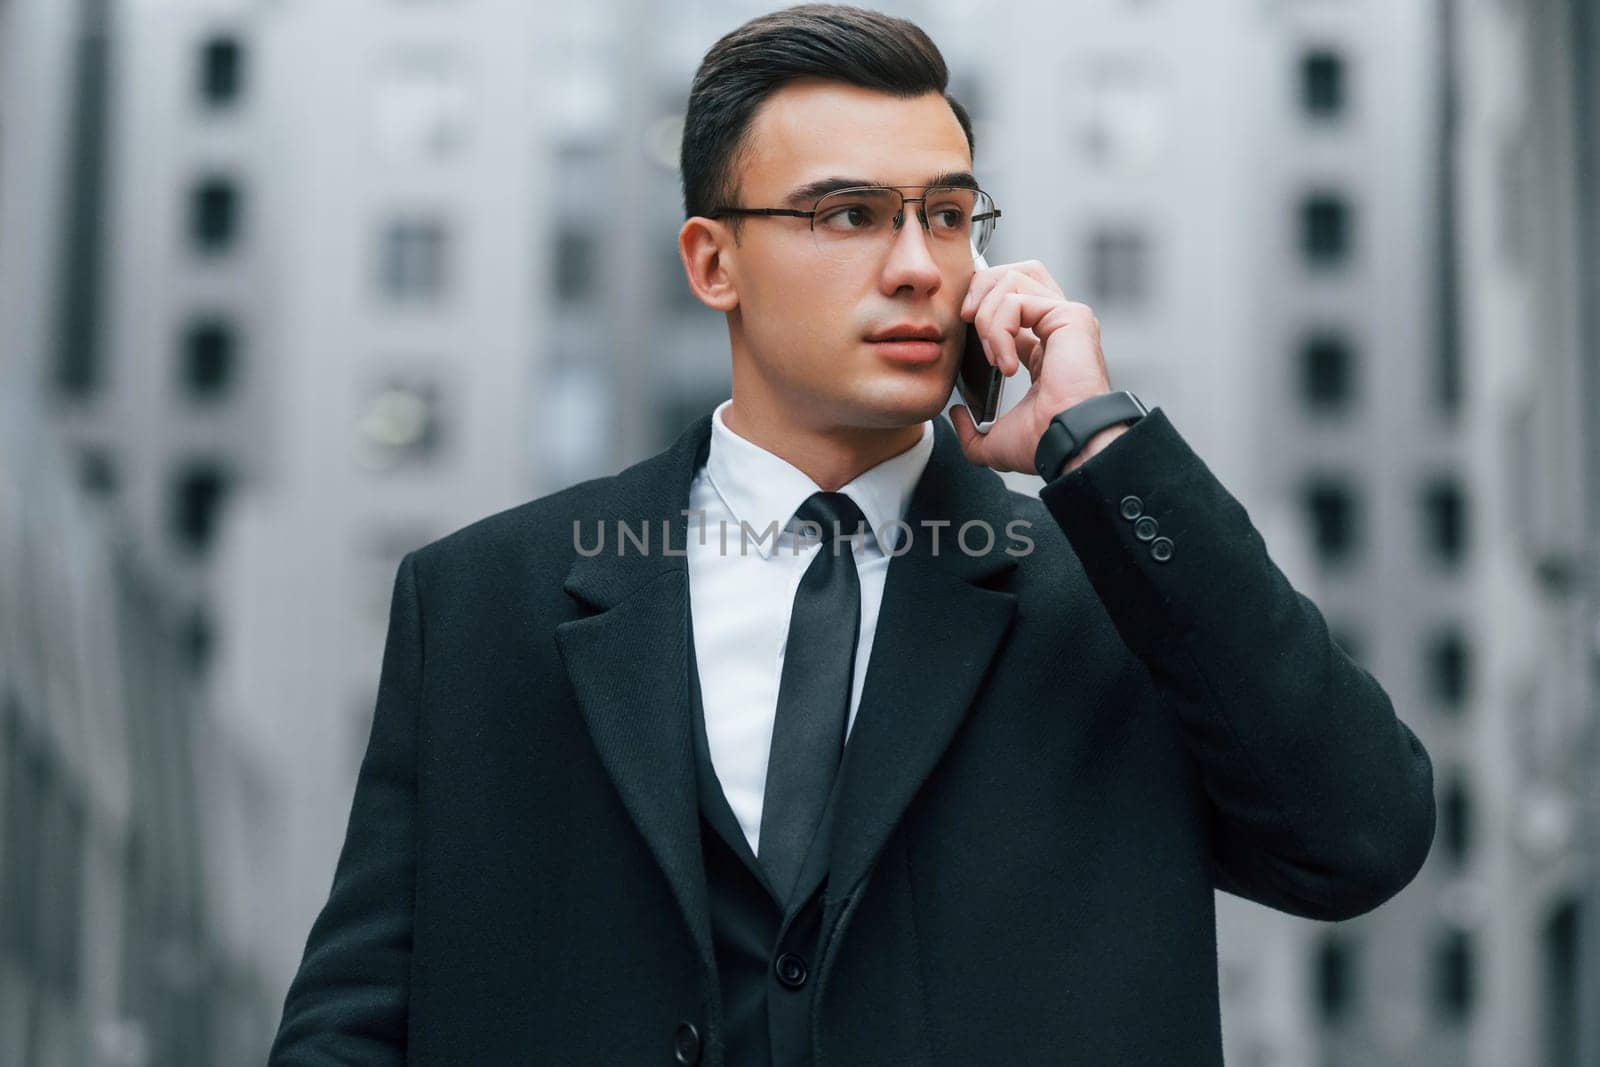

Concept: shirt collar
[[702, 398, 935, 559]]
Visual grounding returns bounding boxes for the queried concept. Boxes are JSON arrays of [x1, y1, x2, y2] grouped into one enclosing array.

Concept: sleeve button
[[1119, 495, 1144, 520], [1150, 537, 1174, 563], [1134, 516, 1159, 542], [673, 1021, 702, 1064]]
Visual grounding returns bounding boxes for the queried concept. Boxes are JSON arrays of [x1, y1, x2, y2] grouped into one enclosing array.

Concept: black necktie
[[758, 491, 867, 903]]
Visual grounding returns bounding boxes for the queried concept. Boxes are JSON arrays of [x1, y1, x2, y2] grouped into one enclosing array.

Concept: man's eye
[[818, 204, 877, 231], [928, 205, 968, 231]]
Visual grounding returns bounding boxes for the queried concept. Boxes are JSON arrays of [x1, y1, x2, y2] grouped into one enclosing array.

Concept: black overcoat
[[269, 408, 1435, 1065]]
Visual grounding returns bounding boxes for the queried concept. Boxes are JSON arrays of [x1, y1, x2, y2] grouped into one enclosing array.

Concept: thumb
[[946, 405, 988, 464]]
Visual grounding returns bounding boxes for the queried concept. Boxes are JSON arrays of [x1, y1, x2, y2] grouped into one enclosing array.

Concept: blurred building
[[206, 0, 557, 997], [932, 0, 1594, 1064], [970, 4, 1312, 1055], [1, 0, 275, 1062], [3, 0, 1596, 1064], [1241, 1, 1454, 1064], [0, 407, 252, 1066], [1233, 0, 1599, 1063], [1450, 1, 1600, 1064]]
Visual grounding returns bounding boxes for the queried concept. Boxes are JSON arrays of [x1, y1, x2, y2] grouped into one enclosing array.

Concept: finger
[[962, 264, 1052, 323], [947, 404, 990, 464], [1016, 330, 1043, 378], [960, 265, 999, 321], [972, 272, 1055, 374], [984, 291, 1086, 382], [988, 294, 1025, 378], [1005, 259, 1066, 299], [967, 267, 1049, 326], [993, 293, 1083, 353]]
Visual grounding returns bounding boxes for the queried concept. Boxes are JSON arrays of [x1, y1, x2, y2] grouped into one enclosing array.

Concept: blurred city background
[[1, 0, 1596, 1063]]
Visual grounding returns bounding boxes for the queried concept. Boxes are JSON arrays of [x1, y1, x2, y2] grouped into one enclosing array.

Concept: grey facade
[[1, 0, 1595, 1062]]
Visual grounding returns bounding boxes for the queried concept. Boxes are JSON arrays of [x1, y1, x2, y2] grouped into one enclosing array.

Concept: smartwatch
[[1033, 391, 1149, 481]]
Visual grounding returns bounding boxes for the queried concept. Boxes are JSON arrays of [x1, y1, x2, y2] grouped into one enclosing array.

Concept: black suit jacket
[[269, 408, 1435, 1066]]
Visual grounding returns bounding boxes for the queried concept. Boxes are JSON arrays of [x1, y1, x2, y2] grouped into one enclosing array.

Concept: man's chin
[[837, 380, 956, 430]]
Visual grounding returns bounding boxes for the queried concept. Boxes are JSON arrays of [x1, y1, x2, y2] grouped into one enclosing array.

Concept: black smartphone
[[954, 252, 1004, 431]]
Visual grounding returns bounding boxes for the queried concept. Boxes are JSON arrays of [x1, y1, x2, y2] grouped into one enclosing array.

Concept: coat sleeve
[[269, 551, 422, 1064], [1039, 408, 1435, 921]]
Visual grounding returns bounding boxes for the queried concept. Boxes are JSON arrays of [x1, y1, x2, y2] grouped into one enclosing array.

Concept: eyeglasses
[[708, 184, 1002, 264]]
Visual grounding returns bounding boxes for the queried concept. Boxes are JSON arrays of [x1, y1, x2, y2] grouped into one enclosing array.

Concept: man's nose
[[878, 211, 943, 294]]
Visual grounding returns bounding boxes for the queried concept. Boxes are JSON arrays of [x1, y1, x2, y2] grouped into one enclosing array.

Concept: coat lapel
[[820, 417, 1020, 956], [554, 415, 719, 995], [553, 412, 1022, 1019]]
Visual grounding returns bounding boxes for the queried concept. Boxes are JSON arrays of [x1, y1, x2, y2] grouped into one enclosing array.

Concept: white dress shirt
[[686, 399, 935, 857]]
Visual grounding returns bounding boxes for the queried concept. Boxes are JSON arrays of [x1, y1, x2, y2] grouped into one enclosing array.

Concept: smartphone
[[954, 251, 1004, 433]]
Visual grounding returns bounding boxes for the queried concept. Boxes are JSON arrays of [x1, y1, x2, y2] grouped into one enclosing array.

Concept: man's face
[[722, 79, 976, 431]]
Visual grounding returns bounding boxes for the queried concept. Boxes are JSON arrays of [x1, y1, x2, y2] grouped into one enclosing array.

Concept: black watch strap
[[1033, 391, 1149, 480]]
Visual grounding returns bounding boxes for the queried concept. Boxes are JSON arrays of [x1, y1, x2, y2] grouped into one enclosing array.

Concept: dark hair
[[680, 3, 975, 227]]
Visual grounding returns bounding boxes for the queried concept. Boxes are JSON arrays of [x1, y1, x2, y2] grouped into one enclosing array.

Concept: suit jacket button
[[1151, 536, 1174, 562], [673, 1021, 701, 1064], [1134, 516, 1159, 542], [775, 951, 809, 989], [1119, 494, 1144, 520]]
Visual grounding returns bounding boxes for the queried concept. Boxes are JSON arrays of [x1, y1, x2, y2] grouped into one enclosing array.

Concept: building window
[[170, 461, 230, 554], [1313, 933, 1355, 1025], [1439, 773, 1473, 867], [1432, 927, 1476, 1023], [380, 220, 450, 301], [1420, 476, 1469, 567], [1087, 227, 1149, 309], [552, 224, 599, 303], [1542, 898, 1580, 1067], [38, 789, 85, 993], [1300, 333, 1355, 412], [179, 605, 214, 674], [199, 36, 244, 107], [644, 110, 686, 174], [354, 375, 446, 471], [181, 318, 237, 399], [78, 447, 117, 495], [376, 49, 468, 160], [0, 704, 40, 970], [1425, 626, 1471, 709], [1300, 49, 1345, 118], [190, 177, 241, 252], [1299, 193, 1351, 266], [51, 0, 113, 403], [1077, 59, 1170, 175], [1303, 476, 1360, 564], [546, 363, 613, 485]]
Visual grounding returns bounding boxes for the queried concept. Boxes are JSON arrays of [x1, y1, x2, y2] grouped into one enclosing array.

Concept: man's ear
[[678, 217, 740, 312]]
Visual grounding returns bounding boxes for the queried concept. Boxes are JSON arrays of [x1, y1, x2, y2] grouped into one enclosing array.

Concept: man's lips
[[867, 337, 945, 364], [865, 323, 944, 343]]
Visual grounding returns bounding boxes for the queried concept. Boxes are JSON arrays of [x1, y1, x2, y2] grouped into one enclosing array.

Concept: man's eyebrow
[[782, 171, 980, 207], [782, 177, 872, 207], [922, 171, 981, 191]]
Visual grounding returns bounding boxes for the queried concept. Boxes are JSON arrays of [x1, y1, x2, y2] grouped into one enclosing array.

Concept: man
[[270, 5, 1435, 1065]]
